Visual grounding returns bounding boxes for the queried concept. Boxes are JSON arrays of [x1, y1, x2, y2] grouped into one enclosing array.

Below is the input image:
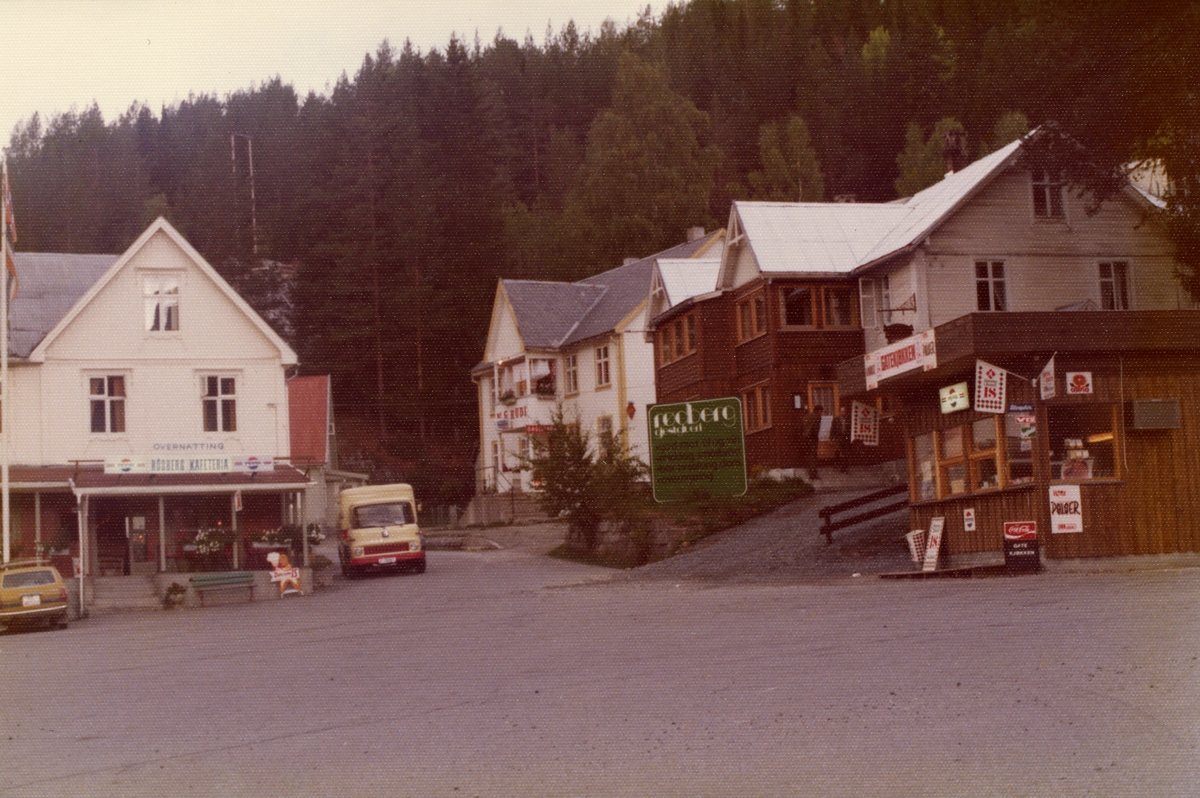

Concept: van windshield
[[353, 502, 414, 529]]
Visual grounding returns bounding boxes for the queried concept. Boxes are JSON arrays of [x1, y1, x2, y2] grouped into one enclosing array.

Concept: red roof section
[[289, 375, 331, 466]]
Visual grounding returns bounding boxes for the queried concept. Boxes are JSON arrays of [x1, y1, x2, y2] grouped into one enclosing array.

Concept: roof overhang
[[838, 310, 1200, 399]]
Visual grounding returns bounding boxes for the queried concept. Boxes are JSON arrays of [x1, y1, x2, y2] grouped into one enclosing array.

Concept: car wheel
[[55, 614, 68, 630]]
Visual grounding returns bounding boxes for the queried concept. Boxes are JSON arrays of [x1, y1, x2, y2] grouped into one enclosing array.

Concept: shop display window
[[912, 416, 1006, 501], [1047, 404, 1118, 480], [913, 433, 936, 501]]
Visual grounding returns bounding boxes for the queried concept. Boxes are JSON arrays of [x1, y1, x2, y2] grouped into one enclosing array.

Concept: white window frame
[[564, 354, 579, 395], [595, 345, 611, 389], [143, 273, 182, 333], [975, 260, 1007, 312], [89, 374, 128, 435], [1099, 261, 1131, 310], [1032, 170, 1066, 219], [859, 277, 878, 329], [201, 374, 238, 433]]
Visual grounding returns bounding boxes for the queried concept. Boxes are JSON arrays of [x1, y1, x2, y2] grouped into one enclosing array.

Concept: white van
[[337, 484, 426, 577]]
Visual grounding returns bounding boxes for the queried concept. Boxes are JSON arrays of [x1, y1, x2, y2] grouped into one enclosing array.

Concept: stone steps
[[91, 575, 162, 611]]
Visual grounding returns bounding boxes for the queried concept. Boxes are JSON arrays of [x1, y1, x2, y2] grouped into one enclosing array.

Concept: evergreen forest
[[6, 0, 1197, 505]]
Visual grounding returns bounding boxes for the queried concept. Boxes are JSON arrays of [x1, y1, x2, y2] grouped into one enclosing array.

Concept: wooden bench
[[190, 571, 255, 607]]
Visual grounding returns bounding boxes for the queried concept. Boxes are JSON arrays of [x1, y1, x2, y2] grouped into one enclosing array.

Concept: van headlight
[[352, 547, 364, 557], [411, 538, 422, 551]]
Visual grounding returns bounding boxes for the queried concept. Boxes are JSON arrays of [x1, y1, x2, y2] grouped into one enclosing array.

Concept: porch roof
[[7, 464, 313, 495]]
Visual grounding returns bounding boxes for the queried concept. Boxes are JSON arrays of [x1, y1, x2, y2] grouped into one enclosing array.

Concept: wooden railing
[[818, 485, 909, 545]]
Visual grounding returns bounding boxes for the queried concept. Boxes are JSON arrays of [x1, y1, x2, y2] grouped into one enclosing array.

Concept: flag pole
[[2, 153, 10, 564]]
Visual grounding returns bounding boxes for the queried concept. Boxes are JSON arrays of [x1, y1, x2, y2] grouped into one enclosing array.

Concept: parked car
[[337, 484, 426, 578], [0, 560, 69, 632]]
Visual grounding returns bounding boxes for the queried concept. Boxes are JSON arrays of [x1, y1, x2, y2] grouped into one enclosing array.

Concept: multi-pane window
[[1032, 170, 1066, 218], [530, 359, 556, 397], [144, 276, 180, 331], [597, 416, 614, 457], [782, 286, 856, 329], [564, 354, 579, 395], [859, 278, 878, 328], [1048, 404, 1118, 480], [975, 261, 1007, 311], [743, 384, 771, 433], [1099, 262, 1130, 310], [736, 292, 768, 343], [659, 313, 697, 365], [202, 376, 237, 432], [595, 345, 611, 388], [90, 376, 126, 434]]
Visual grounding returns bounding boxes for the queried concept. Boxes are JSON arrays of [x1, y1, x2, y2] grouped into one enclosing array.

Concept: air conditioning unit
[[1128, 399, 1180, 430]]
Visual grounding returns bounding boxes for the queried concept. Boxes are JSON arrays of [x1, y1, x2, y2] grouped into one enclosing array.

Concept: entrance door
[[126, 516, 156, 575]]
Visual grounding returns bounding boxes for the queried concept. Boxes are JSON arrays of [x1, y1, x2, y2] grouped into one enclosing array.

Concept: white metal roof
[[730, 136, 1027, 277], [733, 202, 910, 275]]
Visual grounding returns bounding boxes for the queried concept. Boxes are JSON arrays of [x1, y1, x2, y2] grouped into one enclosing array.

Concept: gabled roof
[[727, 135, 1030, 279], [499, 230, 725, 353], [655, 255, 722, 307], [10, 253, 119, 357], [23, 217, 297, 364]]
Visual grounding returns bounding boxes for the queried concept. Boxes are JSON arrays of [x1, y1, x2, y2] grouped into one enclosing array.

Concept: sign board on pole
[[922, 517, 945, 571], [865, 329, 937, 390], [1003, 520, 1040, 573], [647, 397, 747, 502]]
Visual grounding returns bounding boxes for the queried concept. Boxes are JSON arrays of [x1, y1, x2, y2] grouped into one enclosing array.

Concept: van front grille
[[364, 542, 411, 556]]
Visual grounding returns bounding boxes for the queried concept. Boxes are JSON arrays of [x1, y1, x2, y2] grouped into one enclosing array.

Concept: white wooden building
[[471, 230, 724, 494], [3, 218, 311, 581]]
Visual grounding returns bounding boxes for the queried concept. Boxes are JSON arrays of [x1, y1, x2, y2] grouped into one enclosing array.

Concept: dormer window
[[1032, 170, 1066, 219], [144, 276, 180, 331]]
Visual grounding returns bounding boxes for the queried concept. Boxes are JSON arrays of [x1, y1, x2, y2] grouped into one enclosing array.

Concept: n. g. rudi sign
[[647, 397, 746, 502], [865, 329, 936, 390], [105, 454, 275, 475]]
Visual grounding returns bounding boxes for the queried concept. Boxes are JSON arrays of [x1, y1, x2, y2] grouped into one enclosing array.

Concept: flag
[[974, 360, 1007, 413], [1039, 355, 1056, 400], [2, 161, 16, 301]]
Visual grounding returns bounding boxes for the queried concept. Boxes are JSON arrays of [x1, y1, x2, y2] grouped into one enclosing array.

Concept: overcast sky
[[0, 0, 656, 142]]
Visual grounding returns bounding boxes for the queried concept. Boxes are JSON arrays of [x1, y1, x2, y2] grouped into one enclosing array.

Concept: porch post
[[34, 492, 41, 551], [231, 492, 240, 570], [157, 496, 166, 573]]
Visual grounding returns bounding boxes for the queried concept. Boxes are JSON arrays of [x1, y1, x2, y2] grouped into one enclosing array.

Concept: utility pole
[[230, 133, 258, 257]]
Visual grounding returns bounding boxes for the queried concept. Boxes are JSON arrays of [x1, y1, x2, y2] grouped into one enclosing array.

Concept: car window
[[2, 570, 57, 589], [353, 502, 414, 528]]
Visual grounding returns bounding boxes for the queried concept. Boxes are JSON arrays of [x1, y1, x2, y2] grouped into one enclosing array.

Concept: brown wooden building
[[838, 310, 1200, 561]]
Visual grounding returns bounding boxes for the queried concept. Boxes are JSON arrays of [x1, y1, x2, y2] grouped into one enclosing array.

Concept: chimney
[[686, 226, 706, 243], [943, 128, 968, 174]]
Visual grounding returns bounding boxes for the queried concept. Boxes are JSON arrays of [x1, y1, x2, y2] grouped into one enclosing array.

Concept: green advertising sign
[[647, 397, 747, 502]]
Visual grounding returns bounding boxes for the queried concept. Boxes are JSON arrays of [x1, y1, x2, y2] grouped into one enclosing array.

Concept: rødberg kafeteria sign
[[104, 454, 276, 475], [865, 330, 937, 390], [647, 397, 746, 502]]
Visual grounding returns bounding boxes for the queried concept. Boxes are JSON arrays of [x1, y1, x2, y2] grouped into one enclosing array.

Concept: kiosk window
[[918, 417, 1004, 500], [1047, 404, 1118, 479]]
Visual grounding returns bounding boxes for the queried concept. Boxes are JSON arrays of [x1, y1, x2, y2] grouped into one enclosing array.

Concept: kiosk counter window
[[1047, 404, 1119, 480], [911, 413, 1038, 502]]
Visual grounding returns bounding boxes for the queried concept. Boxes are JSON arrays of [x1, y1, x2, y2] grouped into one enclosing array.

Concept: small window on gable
[[1032, 170, 1066, 219], [144, 275, 180, 332], [1099, 262, 1131, 310]]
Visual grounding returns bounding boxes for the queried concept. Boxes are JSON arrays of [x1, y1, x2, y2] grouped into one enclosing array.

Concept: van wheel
[[414, 560, 426, 575], [341, 563, 358, 579]]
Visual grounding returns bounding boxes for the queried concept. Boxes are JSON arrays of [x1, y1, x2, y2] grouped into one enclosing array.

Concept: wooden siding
[[892, 329, 1200, 560], [925, 168, 1182, 325]]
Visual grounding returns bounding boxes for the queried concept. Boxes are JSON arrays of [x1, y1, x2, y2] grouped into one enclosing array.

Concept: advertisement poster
[[1003, 521, 1040, 573], [851, 401, 880, 446], [974, 360, 1007, 414], [1039, 355, 1056, 400], [922, 517, 945, 571], [648, 397, 747, 502], [1065, 372, 1093, 395], [1049, 485, 1084, 533]]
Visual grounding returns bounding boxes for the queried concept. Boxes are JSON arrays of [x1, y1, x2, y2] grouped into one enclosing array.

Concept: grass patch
[[550, 477, 814, 569]]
